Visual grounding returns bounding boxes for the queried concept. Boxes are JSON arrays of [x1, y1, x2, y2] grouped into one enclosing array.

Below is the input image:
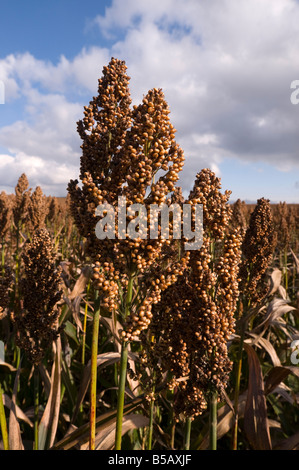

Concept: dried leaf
[[38, 337, 62, 449], [247, 333, 281, 367], [8, 365, 24, 450], [53, 394, 146, 450], [0, 359, 17, 373], [264, 365, 299, 395], [267, 268, 282, 296], [278, 284, 287, 300], [259, 298, 296, 329], [63, 295, 83, 332], [79, 414, 149, 450], [3, 394, 33, 427], [243, 343, 272, 450], [290, 249, 299, 274], [101, 316, 123, 351], [275, 431, 299, 450], [72, 352, 122, 424], [69, 266, 92, 300]]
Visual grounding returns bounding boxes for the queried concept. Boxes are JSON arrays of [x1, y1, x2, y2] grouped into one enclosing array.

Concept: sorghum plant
[[13, 228, 62, 365], [68, 57, 188, 449], [147, 169, 242, 448], [0, 266, 13, 320], [231, 198, 247, 235], [13, 173, 31, 231], [239, 197, 276, 307], [231, 197, 276, 449], [27, 186, 48, 234], [0, 191, 12, 242]]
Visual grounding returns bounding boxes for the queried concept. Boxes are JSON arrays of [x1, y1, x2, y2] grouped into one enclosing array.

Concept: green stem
[[184, 417, 192, 450], [231, 316, 247, 450], [148, 398, 154, 450], [209, 390, 218, 450], [169, 389, 176, 449], [34, 366, 39, 450], [115, 341, 128, 450], [81, 281, 90, 366], [0, 384, 9, 450], [115, 272, 134, 450], [89, 292, 101, 450]]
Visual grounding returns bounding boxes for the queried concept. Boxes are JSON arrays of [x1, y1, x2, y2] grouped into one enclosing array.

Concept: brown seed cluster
[[0, 266, 13, 319], [231, 198, 248, 235], [68, 58, 188, 338], [272, 201, 297, 252], [27, 185, 48, 232], [187, 168, 232, 239], [13, 173, 31, 228], [147, 169, 242, 418], [14, 229, 62, 364], [0, 191, 13, 241], [239, 197, 276, 305]]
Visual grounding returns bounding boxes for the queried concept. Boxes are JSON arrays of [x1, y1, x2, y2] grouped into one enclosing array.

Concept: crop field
[[0, 58, 298, 452]]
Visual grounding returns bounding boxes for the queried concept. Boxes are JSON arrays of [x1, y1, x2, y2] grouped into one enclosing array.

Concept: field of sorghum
[[0, 58, 298, 451]]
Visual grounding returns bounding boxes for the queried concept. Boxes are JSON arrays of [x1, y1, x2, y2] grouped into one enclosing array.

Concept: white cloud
[[0, 47, 111, 194], [1, 0, 299, 198], [0, 152, 78, 195], [97, 0, 299, 187]]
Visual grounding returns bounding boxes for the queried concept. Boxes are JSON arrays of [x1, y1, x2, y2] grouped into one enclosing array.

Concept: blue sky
[[0, 0, 299, 203]]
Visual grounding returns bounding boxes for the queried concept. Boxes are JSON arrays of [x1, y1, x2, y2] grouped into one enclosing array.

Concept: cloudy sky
[[1, 0, 299, 203]]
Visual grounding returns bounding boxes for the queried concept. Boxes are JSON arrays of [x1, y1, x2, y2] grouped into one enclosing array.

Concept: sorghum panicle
[[239, 197, 276, 305], [0, 191, 13, 241], [28, 186, 48, 232], [13, 173, 31, 229], [14, 228, 62, 364], [148, 169, 242, 418], [68, 58, 188, 340], [0, 266, 13, 319]]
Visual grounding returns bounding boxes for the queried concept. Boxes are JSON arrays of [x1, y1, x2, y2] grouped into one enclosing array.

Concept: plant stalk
[[115, 341, 129, 450], [148, 398, 155, 450], [115, 272, 134, 450], [209, 390, 218, 450], [231, 316, 247, 450], [89, 292, 101, 450], [81, 281, 90, 366], [184, 417, 192, 450], [34, 366, 39, 450], [0, 384, 9, 450]]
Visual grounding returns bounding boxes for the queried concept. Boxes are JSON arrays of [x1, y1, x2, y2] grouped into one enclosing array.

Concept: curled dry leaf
[[290, 249, 299, 275], [267, 268, 282, 296], [38, 337, 62, 450], [9, 366, 24, 450], [52, 394, 147, 450], [79, 413, 149, 450], [243, 343, 272, 450], [246, 333, 282, 367], [68, 266, 92, 300], [274, 430, 299, 450], [0, 359, 17, 373], [264, 365, 299, 395], [2, 394, 33, 428], [259, 298, 296, 329]]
